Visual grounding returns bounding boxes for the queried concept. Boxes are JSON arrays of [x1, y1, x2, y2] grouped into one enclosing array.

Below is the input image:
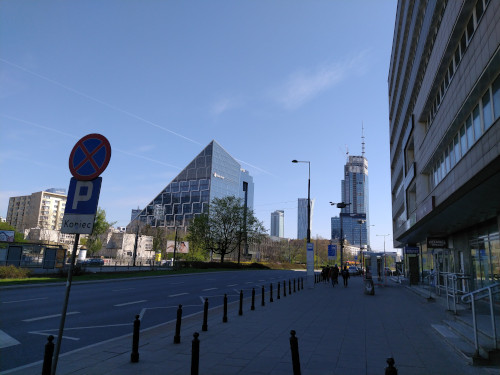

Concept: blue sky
[[0, 0, 398, 252]]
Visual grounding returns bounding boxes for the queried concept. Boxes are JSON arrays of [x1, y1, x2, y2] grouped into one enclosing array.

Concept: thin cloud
[[272, 51, 370, 110], [210, 96, 242, 116]]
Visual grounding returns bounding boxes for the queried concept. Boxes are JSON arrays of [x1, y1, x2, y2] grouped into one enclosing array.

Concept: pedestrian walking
[[331, 264, 339, 287], [341, 265, 350, 287]]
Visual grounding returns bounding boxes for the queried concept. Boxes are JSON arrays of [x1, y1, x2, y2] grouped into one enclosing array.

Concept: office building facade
[[388, 0, 500, 288], [270, 210, 284, 238], [331, 155, 370, 248], [130, 140, 254, 231], [297, 198, 314, 240]]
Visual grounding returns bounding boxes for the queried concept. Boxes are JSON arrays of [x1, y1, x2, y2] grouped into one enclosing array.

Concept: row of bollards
[[41, 277, 305, 375]]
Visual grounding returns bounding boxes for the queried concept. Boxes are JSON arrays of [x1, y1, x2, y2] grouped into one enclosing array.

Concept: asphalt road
[[0, 269, 303, 372]]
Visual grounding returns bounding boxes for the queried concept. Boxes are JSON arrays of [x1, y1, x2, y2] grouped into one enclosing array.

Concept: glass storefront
[[470, 228, 499, 289]]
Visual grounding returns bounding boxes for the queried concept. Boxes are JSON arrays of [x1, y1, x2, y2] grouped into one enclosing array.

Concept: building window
[[472, 105, 482, 141], [482, 89, 493, 130], [466, 116, 474, 149], [493, 75, 500, 120]]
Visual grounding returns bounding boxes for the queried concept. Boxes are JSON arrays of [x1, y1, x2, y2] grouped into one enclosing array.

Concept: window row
[[427, 0, 490, 127], [431, 74, 499, 188], [163, 179, 210, 193]]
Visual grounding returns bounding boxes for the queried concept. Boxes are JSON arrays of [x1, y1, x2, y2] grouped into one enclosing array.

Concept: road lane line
[[245, 281, 253, 284], [114, 300, 147, 307], [3, 297, 48, 304], [28, 332, 80, 341], [169, 292, 188, 297], [0, 329, 20, 349], [111, 288, 136, 292], [22, 312, 80, 322], [202, 288, 217, 291], [227, 284, 238, 287]]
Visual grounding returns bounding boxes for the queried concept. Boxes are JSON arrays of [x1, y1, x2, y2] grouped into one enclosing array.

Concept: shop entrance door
[[408, 256, 419, 285]]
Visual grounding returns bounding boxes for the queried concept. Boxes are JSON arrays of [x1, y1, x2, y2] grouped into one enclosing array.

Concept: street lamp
[[357, 219, 365, 269], [330, 202, 351, 267], [292, 159, 312, 288]]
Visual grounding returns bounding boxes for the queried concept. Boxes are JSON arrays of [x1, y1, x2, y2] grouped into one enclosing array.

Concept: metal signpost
[[307, 242, 314, 288], [52, 134, 111, 375]]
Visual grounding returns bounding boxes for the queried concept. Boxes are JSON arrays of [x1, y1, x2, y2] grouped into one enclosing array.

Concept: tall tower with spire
[[332, 125, 370, 249]]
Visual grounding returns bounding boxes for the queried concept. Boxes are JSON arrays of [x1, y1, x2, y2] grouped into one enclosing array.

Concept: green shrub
[[0, 265, 31, 279]]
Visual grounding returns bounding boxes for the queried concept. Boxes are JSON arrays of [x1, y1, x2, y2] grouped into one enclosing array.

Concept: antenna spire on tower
[[361, 122, 366, 158]]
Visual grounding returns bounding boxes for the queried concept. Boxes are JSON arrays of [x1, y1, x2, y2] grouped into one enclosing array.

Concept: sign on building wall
[[427, 237, 447, 248], [0, 230, 14, 242]]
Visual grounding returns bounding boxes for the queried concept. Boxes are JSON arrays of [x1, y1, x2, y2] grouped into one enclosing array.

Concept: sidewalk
[[5, 277, 498, 375]]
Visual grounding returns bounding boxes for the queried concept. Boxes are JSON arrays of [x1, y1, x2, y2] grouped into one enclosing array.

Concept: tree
[[81, 208, 115, 256], [188, 196, 266, 263]]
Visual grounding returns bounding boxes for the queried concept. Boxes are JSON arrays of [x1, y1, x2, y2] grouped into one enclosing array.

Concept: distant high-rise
[[270, 210, 284, 238], [297, 198, 314, 240], [332, 154, 370, 248]]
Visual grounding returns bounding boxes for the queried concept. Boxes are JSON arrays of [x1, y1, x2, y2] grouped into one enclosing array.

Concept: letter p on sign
[[72, 181, 94, 210]]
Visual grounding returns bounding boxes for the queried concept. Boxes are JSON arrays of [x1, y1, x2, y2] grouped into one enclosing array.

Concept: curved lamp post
[[330, 202, 351, 267]]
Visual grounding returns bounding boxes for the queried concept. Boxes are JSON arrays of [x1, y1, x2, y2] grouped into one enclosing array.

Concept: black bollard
[[289, 279, 292, 294], [270, 283, 274, 302], [301, 277, 304, 289], [283, 280, 287, 297], [239, 290, 243, 315], [277, 281, 281, 299], [289, 330, 301, 375], [174, 305, 182, 344], [131, 315, 141, 362], [385, 357, 398, 375], [42, 335, 54, 375], [223, 294, 228, 322], [294, 278, 296, 292], [251, 288, 255, 310], [261, 285, 265, 306], [202, 298, 208, 331], [191, 332, 200, 375]]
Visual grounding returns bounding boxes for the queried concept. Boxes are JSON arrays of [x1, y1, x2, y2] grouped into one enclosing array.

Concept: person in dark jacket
[[330, 264, 340, 287], [341, 265, 350, 287]]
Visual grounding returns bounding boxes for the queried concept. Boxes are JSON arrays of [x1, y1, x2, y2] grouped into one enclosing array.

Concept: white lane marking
[[114, 300, 147, 307], [169, 292, 188, 297], [258, 279, 265, 282], [22, 312, 80, 322], [245, 281, 253, 284], [202, 288, 217, 291], [2, 297, 48, 304], [0, 329, 20, 349], [169, 282, 185, 285], [227, 284, 238, 287], [112, 288, 136, 292], [199, 296, 205, 304], [28, 332, 80, 341]]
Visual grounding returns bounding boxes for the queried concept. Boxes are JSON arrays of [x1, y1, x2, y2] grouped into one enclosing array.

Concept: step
[[431, 323, 476, 363], [443, 319, 491, 359]]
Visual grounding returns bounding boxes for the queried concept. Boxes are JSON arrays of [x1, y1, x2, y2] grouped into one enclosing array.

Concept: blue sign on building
[[328, 244, 337, 259]]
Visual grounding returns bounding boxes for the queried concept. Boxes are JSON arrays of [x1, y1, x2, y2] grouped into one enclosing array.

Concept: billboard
[[0, 231, 15, 242], [166, 240, 189, 254]]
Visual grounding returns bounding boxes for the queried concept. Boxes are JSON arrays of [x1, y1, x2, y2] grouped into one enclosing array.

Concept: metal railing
[[461, 282, 500, 357]]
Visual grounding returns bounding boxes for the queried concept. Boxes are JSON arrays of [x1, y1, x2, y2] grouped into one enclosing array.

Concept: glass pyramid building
[[130, 140, 254, 230]]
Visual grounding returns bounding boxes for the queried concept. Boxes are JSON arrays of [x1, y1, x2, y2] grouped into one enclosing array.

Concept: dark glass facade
[[131, 140, 254, 230]]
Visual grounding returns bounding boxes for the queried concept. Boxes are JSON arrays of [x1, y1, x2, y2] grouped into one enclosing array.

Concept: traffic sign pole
[[51, 233, 79, 375]]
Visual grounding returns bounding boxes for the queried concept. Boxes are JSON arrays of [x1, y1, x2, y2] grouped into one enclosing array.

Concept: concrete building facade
[[388, 0, 500, 288], [6, 190, 67, 232]]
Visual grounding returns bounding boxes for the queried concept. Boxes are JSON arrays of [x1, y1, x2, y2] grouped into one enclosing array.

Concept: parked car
[[348, 266, 359, 276], [82, 258, 104, 266]]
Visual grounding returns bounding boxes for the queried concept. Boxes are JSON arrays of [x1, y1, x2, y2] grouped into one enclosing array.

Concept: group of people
[[320, 264, 351, 287]]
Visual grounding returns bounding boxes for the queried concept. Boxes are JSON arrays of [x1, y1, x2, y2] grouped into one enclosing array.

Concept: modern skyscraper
[[270, 210, 284, 238], [297, 198, 314, 240], [389, 0, 500, 288], [331, 154, 370, 248], [129, 140, 254, 231]]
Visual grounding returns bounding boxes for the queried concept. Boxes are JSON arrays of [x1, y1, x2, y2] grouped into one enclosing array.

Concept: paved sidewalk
[[5, 277, 499, 375]]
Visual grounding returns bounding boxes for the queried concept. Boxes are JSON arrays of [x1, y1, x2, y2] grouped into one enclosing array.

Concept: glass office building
[[130, 140, 254, 231], [271, 210, 284, 238], [331, 155, 370, 248]]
